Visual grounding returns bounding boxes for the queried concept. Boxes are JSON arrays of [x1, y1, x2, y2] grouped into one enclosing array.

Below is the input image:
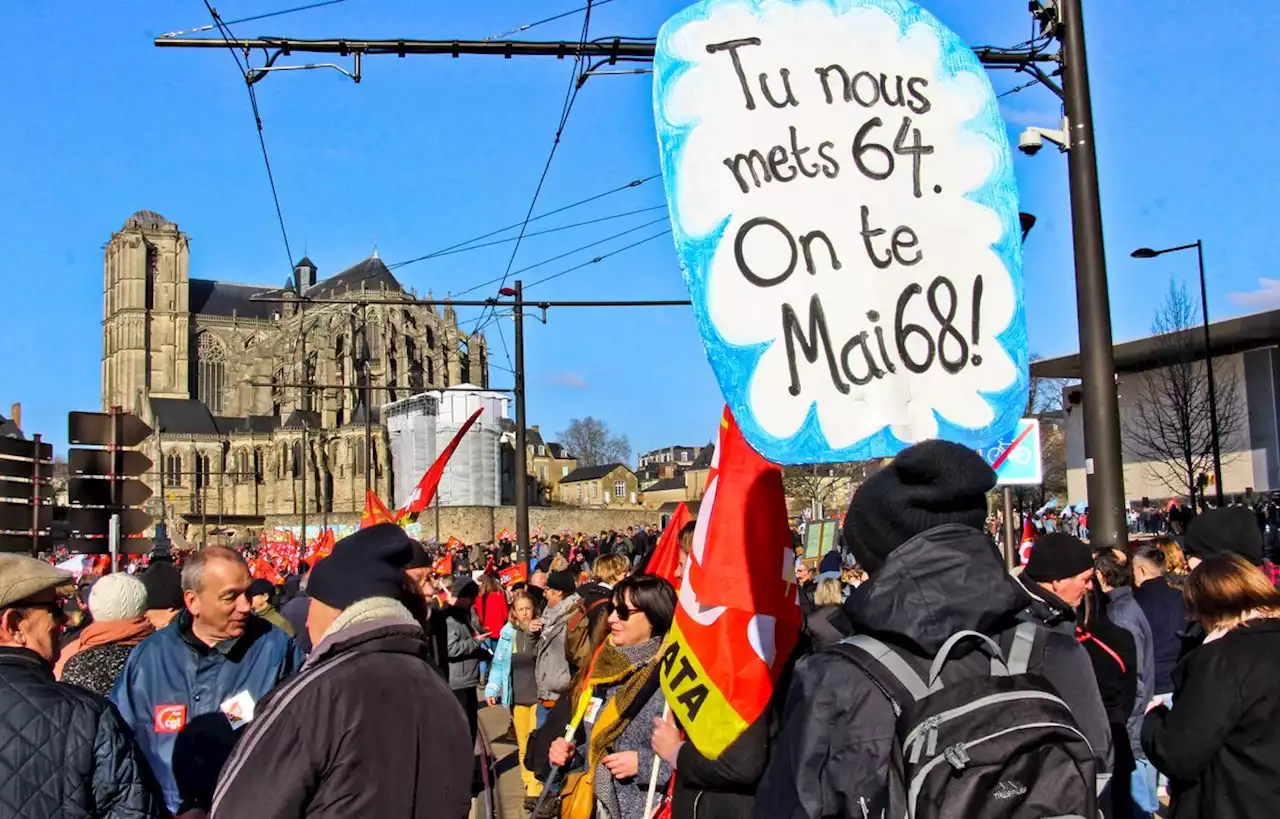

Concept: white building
[[383, 385, 508, 508], [1034, 309, 1280, 506]]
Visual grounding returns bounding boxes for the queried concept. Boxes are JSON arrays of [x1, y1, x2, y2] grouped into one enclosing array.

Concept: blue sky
[[3, 1, 1277, 456]]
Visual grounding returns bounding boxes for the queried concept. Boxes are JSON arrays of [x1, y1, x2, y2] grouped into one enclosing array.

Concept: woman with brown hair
[[1150, 536, 1191, 588], [538, 574, 676, 819], [485, 591, 544, 810], [1142, 554, 1280, 819]]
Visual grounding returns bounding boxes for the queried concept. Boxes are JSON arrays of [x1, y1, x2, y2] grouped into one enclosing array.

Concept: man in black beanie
[[757, 440, 1112, 819], [1184, 506, 1266, 569], [210, 523, 473, 819], [441, 575, 489, 742], [1020, 532, 1097, 613]]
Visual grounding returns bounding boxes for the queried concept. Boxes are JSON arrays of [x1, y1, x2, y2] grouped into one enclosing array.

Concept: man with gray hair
[[112, 545, 303, 817]]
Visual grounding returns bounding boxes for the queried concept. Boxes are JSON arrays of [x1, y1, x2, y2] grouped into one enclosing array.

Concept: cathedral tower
[[102, 211, 191, 412]]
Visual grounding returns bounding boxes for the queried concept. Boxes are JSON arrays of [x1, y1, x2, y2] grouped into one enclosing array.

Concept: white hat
[[88, 574, 148, 622]]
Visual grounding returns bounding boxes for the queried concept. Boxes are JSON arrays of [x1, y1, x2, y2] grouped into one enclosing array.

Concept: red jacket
[[476, 591, 509, 637]]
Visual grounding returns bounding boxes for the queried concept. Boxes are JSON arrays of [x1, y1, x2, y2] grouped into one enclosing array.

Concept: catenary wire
[[484, 0, 618, 41], [164, 0, 350, 38]]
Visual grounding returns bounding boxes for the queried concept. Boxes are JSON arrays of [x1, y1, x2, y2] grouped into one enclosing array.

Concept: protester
[[278, 561, 313, 653], [111, 545, 304, 816], [1095, 548, 1158, 816], [1148, 536, 1190, 588], [757, 441, 1112, 818], [1077, 586, 1138, 818], [443, 576, 489, 742], [805, 577, 852, 646], [1132, 545, 1186, 701], [248, 578, 294, 637], [140, 558, 183, 630], [534, 570, 580, 726], [209, 525, 473, 819], [279, 559, 308, 606], [567, 553, 629, 672], [475, 573, 508, 682], [1142, 554, 1280, 819], [58, 573, 154, 696], [541, 575, 676, 819], [1183, 507, 1264, 571], [793, 559, 816, 614], [485, 590, 544, 810], [0, 554, 167, 818]]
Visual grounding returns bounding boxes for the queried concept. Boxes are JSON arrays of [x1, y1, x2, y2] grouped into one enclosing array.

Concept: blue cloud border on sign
[[654, 0, 1029, 464]]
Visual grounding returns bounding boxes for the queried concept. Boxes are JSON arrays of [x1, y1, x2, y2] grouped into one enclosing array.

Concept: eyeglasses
[[613, 602, 644, 621]]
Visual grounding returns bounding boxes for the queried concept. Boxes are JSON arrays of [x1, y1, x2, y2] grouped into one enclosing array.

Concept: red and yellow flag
[[360, 490, 397, 529], [647, 502, 693, 587], [658, 408, 801, 759], [395, 407, 484, 522]]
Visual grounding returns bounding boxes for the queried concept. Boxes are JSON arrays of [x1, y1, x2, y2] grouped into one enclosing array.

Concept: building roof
[[0, 415, 23, 439], [642, 476, 685, 493], [560, 463, 633, 483], [124, 210, 174, 231], [547, 442, 569, 459], [295, 256, 316, 271], [280, 409, 322, 430], [1031, 307, 1280, 380], [641, 444, 702, 458], [526, 427, 546, 449], [349, 402, 380, 426], [659, 500, 701, 514], [690, 444, 715, 470], [307, 256, 403, 299], [215, 415, 279, 435], [190, 279, 280, 320], [151, 397, 219, 436]]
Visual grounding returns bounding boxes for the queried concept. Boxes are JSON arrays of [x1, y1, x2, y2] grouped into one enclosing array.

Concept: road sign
[[65, 537, 153, 555], [69, 412, 153, 447], [0, 433, 55, 555], [0, 479, 53, 501], [69, 449, 152, 476], [980, 418, 1044, 486], [67, 477, 153, 507], [0, 535, 52, 553], [0, 438, 52, 460], [0, 504, 51, 530], [66, 507, 152, 537]]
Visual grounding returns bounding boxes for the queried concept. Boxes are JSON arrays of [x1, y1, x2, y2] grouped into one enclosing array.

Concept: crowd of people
[[2, 442, 1279, 818]]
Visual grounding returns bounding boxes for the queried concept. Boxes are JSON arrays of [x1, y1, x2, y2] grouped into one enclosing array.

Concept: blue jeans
[[1132, 757, 1159, 816], [479, 637, 496, 683], [536, 701, 554, 729]]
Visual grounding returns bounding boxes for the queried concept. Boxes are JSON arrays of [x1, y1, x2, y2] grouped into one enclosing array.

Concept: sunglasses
[[613, 601, 644, 621]]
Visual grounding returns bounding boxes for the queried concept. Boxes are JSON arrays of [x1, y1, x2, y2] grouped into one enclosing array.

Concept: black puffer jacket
[[0, 646, 166, 819], [754, 525, 1113, 819]]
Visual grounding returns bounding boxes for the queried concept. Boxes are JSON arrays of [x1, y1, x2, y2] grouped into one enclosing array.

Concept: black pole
[[1061, 0, 1125, 545], [513, 280, 530, 566], [31, 434, 42, 558], [1197, 240, 1224, 505], [300, 301, 308, 546]]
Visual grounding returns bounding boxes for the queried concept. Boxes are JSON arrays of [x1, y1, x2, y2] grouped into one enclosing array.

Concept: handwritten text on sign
[[655, 0, 1028, 463]]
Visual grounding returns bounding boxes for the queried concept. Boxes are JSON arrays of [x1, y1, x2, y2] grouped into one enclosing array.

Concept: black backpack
[[831, 623, 1098, 819]]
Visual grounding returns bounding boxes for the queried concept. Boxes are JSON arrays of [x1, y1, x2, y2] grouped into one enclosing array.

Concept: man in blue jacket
[[111, 545, 303, 816]]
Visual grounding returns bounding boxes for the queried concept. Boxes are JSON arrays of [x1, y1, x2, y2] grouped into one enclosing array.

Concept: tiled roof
[[190, 280, 280, 320], [560, 462, 633, 483], [307, 256, 403, 298], [642, 476, 685, 493]]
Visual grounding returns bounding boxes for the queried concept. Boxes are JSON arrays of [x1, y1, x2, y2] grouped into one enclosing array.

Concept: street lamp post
[[1131, 240, 1223, 506]]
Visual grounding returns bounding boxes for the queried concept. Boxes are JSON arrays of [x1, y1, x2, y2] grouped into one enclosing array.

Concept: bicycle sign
[[980, 418, 1042, 486]]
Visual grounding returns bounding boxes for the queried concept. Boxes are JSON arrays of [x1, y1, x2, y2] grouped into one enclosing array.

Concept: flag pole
[[643, 704, 671, 818]]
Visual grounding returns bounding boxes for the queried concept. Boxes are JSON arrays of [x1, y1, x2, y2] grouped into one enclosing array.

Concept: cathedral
[[102, 210, 489, 540]]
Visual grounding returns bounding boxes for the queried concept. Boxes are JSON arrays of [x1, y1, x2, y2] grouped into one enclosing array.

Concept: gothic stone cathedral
[[102, 211, 489, 541]]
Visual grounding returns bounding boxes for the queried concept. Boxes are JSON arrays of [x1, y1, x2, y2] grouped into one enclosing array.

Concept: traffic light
[[0, 436, 54, 554], [66, 409, 154, 554]]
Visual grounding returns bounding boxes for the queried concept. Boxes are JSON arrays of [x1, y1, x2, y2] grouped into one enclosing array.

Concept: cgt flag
[[647, 502, 693, 587], [360, 490, 397, 529], [658, 408, 801, 759], [395, 407, 484, 522]]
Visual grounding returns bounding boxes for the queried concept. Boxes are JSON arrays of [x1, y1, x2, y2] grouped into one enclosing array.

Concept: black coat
[[754, 525, 1113, 819], [805, 604, 852, 647], [209, 614, 474, 819], [1133, 575, 1187, 694], [1142, 618, 1280, 819], [0, 646, 167, 819]]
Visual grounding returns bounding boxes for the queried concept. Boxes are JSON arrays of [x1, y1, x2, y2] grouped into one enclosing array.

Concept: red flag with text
[[1019, 519, 1036, 566], [433, 553, 454, 576], [360, 490, 397, 529], [395, 407, 484, 521], [658, 408, 801, 759], [647, 502, 693, 587]]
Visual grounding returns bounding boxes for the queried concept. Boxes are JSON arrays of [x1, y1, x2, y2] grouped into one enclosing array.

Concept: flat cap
[[0, 554, 72, 609]]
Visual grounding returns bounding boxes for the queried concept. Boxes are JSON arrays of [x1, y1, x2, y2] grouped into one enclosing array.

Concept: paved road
[[476, 701, 525, 819]]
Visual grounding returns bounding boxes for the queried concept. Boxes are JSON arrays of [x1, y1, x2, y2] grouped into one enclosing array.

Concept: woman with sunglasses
[[543, 574, 676, 819]]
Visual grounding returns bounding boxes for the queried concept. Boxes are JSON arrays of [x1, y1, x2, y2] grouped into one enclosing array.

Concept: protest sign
[[654, 0, 1028, 463]]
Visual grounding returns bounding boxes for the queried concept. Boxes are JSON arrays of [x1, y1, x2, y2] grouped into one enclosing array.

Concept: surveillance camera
[[1017, 118, 1070, 156]]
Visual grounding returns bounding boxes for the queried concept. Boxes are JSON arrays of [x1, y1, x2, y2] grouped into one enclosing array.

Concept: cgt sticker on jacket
[[654, 0, 1028, 463]]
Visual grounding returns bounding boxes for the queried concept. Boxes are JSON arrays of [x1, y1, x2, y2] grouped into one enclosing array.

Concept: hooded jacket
[[442, 605, 487, 691], [1133, 575, 1186, 694], [754, 525, 1113, 819], [210, 598, 474, 819], [0, 646, 168, 819], [1142, 618, 1280, 819], [535, 592, 580, 701]]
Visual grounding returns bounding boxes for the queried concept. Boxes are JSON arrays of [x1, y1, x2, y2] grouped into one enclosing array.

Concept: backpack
[[831, 623, 1098, 819], [564, 597, 611, 673]]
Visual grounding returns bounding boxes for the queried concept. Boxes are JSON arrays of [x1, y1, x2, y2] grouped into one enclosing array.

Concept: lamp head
[[1131, 248, 1160, 259]]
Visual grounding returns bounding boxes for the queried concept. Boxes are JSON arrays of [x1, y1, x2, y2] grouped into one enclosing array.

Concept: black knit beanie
[[308, 523, 414, 610], [842, 440, 995, 574], [1024, 532, 1094, 583], [1185, 507, 1263, 566], [141, 560, 184, 611]]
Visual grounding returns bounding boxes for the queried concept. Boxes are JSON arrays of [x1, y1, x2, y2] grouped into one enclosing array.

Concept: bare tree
[[558, 417, 631, 467], [783, 461, 880, 518], [1013, 355, 1069, 510], [1122, 281, 1245, 508]]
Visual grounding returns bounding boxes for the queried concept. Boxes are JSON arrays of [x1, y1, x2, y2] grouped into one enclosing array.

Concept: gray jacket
[[1108, 585, 1155, 758], [535, 593, 580, 701], [444, 606, 486, 690]]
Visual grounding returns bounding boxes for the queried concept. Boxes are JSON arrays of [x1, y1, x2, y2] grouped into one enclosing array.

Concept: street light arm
[[1131, 241, 1200, 258]]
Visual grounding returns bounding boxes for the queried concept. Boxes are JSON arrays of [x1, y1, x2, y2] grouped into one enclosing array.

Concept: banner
[[654, 0, 1027, 463], [360, 490, 397, 529], [395, 407, 484, 521], [647, 502, 693, 586], [658, 408, 800, 758]]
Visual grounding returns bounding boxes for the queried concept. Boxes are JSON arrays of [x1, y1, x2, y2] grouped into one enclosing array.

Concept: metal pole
[[301, 421, 308, 546], [513, 280, 530, 566], [31, 434, 42, 558], [362, 302, 373, 499], [109, 514, 120, 574], [111, 406, 122, 563], [1196, 240, 1224, 505], [435, 491, 441, 543], [301, 302, 308, 545], [1060, 0, 1125, 546], [1003, 486, 1016, 570]]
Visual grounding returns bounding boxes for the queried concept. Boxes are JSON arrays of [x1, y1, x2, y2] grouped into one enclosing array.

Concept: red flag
[[499, 563, 528, 587], [648, 502, 693, 587], [395, 407, 484, 521], [1019, 519, 1036, 566], [495, 528, 514, 542], [360, 490, 397, 529], [659, 408, 801, 759], [433, 553, 454, 576], [483, 554, 496, 576]]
